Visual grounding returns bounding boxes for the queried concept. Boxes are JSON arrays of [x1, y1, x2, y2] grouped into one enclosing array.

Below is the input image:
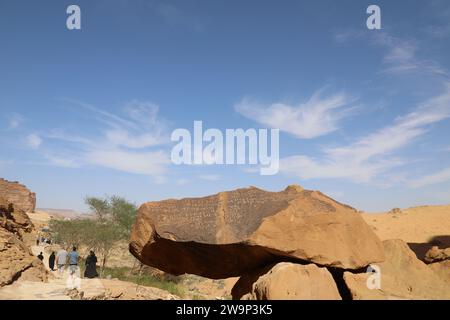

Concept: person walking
[[48, 252, 56, 271], [68, 246, 79, 275], [56, 248, 68, 276], [84, 250, 99, 278]]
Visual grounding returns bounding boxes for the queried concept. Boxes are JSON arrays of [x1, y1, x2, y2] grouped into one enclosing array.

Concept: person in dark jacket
[[48, 252, 56, 271], [37, 252, 44, 261], [84, 250, 98, 278]]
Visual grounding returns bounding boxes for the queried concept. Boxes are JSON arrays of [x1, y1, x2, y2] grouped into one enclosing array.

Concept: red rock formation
[[0, 187, 47, 287], [0, 178, 36, 213], [129, 185, 384, 279]]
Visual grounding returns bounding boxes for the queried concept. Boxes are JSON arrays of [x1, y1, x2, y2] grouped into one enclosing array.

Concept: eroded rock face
[[425, 246, 450, 263], [236, 262, 341, 300], [130, 185, 384, 279], [343, 239, 450, 300], [0, 198, 34, 237], [0, 191, 47, 287], [0, 227, 47, 287], [428, 260, 450, 283], [0, 178, 36, 213]]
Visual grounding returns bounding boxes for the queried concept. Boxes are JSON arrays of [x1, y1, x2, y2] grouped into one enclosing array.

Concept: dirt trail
[[0, 244, 106, 300]]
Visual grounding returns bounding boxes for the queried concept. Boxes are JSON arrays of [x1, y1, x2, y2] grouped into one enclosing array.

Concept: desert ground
[[362, 206, 450, 260]]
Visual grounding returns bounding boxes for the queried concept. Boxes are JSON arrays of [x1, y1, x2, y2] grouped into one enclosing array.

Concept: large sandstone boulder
[[233, 262, 341, 300], [343, 239, 450, 299], [130, 185, 384, 278], [0, 178, 36, 213]]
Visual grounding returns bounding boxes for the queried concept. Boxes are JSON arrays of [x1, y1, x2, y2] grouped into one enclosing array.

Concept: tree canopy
[[50, 195, 138, 271]]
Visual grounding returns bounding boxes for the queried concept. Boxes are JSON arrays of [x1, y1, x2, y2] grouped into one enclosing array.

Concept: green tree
[[50, 195, 138, 273], [50, 219, 92, 251], [109, 195, 137, 237], [85, 195, 137, 238], [85, 196, 110, 221], [88, 220, 123, 271]]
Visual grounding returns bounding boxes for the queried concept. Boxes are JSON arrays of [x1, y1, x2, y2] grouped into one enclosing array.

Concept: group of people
[[36, 234, 52, 246], [36, 247, 99, 278], [36, 235, 51, 246]]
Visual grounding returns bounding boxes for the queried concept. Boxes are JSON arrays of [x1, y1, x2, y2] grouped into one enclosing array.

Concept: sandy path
[[0, 245, 106, 300]]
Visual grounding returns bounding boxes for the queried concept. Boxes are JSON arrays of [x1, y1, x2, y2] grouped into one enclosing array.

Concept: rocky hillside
[[0, 183, 47, 287]]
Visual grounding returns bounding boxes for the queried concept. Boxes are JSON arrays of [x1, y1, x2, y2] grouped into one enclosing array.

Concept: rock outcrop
[[425, 246, 450, 283], [0, 193, 47, 287], [233, 262, 341, 300], [428, 260, 450, 283], [0, 197, 34, 237], [0, 227, 48, 286], [0, 178, 36, 213], [424, 246, 450, 263], [343, 239, 450, 300], [130, 185, 384, 279]]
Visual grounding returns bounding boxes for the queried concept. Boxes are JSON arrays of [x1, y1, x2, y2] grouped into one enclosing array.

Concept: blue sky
[[1, 0, 450, 212]]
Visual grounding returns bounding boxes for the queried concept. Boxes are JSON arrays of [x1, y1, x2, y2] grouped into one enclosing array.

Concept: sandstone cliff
[[0, 178, 36, 213], [0, 184, 47, 287]]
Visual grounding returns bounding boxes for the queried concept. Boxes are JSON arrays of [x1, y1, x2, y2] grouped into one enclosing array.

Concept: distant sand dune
[[362, 205, 450, 260]]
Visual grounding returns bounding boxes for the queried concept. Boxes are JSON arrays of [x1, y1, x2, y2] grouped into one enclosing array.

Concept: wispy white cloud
[[176, 178, 189, 185], [374, 33, 448, 76], [62, 99, 168, 147], [198, 174, 221, 181], [410, 167, 450, 188], [333, 30, 364, 44], [426, 24, 450, 39], [281, 85, 450, 183], [85, 148, 168, 175], [235, 89, 357, 139], [39, 100, 170, 176], [25, 133, 42, 149], [44, 154, 81, 168], [334, 30, 448, 77], [45, 129, 93, 145]]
